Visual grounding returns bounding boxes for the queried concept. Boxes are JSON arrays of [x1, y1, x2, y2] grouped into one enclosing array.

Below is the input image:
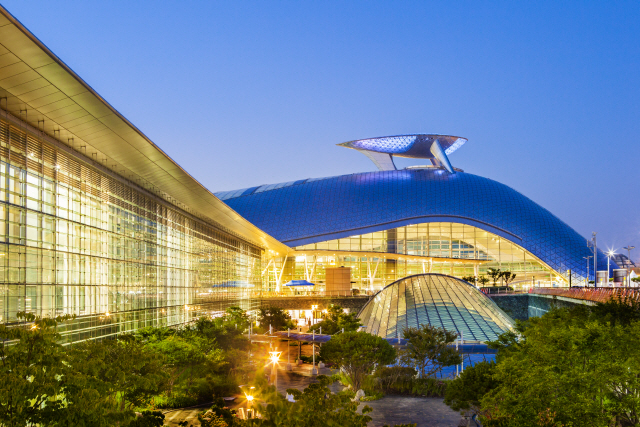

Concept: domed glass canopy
[[358, 274, 514, 342]]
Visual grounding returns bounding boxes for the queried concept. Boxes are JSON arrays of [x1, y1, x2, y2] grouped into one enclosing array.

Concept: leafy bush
[[127, 411, 165, 427], [320, 332, 396, 390], [399, 325, 461, 378], [370, 366, 449, 397], [308, 305, 361, 334], [155, 394, 198, 409]]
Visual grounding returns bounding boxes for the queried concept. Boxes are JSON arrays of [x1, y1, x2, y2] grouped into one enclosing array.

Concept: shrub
[[370, 367, 450, 397]]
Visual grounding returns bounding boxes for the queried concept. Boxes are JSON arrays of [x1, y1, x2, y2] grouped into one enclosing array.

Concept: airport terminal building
[[0, 7, 288, 342], [0, 5, 613, 343], [218, 135, 614, 294]]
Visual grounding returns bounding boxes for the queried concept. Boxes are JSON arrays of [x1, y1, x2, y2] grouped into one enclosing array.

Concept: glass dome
[[358, 273, 514, 342]]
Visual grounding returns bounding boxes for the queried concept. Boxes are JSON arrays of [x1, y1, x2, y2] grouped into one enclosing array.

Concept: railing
[[480, 287, 529, 295], [530, 287, 640, 304], [257, 290, 373, 298]]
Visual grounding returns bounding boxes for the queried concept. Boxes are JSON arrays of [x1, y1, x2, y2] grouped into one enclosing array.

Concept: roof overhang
[[0, 6, 289, 255]]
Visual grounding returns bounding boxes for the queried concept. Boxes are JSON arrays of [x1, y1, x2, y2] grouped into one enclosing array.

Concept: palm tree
[[487, 268, 502, 287]]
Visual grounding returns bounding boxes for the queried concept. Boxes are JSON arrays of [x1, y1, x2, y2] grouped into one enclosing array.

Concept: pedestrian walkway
[[359, 396, 462, 427]]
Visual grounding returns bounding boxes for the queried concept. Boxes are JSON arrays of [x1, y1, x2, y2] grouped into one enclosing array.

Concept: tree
[[69, 336, 167, 413], [399, 325, 461, 378], [444, 361, 498, 418], [148, 336, 210, 398], [258, 306, 295, 332], [309, 305, 361, 334], [0, 313, 72, 427], [319, 332, 396, 390], [224, 306, 250, 331], [479, 302, 640, 426], [590, 294, 640, 327], [258, 375, 372, 427], [461, 276, 477, 286], [477, 275, 490, 287], [190, 317, 250, 352], [500, 271, 516, 287], [486, 268, 502, 287]]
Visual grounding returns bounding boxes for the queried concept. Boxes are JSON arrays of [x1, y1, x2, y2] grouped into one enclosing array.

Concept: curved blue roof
[[217, 169, 613, 279]]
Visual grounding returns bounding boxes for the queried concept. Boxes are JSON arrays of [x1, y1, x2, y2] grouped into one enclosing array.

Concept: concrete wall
[[488, 294, 530, 321], [259, 296, 370, 312]]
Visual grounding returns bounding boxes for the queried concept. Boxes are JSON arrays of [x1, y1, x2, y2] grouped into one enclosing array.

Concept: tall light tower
[[583, 256, 592, 287], [607, 250, 615, 285]]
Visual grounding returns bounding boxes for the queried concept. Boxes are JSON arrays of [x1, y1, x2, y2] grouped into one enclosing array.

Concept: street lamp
[[607, 250, 615, 285], [583, 256, 592, 287], [268, 351, 281, 390], [239, 385, 256, 420]]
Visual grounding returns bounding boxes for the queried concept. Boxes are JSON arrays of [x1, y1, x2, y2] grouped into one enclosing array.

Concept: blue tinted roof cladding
[[220, 169, 615, 279]]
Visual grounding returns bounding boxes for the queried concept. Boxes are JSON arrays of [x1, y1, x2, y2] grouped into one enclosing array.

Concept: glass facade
[[266, 222, 553, 292], [358, 273, 514, 341], [0, 118, 262, 342]]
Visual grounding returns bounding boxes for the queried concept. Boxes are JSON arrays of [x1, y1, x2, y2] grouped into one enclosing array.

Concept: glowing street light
[[268, 350, 282, 389], [607, 250, 616, 285], [239, 385, 256, 420], [269, 350, 282, 364]]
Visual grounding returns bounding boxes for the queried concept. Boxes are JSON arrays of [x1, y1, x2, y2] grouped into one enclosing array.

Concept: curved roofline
[[357, 272, 511, 323], [0, 5, 289, 254], [283, 214, 522, 247], [341, 134, 468, 147]]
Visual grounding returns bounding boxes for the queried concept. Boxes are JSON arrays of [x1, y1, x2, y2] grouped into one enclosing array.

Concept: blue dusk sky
[[2, 1, 639, 260]]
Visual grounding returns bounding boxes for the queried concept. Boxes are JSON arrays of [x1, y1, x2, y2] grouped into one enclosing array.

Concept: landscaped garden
[[3, 297, 640, 426]]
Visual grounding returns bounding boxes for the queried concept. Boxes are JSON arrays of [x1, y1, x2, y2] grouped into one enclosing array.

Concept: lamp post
[[583, 256, 592, 287], [239, 385, 255, 420], [623, 246, 635, 287], [607, 250, 615, 285], [268, 351, 281, 390]]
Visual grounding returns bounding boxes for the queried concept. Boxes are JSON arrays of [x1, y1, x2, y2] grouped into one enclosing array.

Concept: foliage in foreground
[[258, 375, 372, 427], [443, 361, 497, 418], [444, 297, 640, 427], [320, 331, 396, 391], [257, 306, 296, 332], [0, 312, 147, 427], [0, 307, 253, 426], [399, 324, 461, 378], [371, 366, 449, 397], [308, 305, 361, 334]]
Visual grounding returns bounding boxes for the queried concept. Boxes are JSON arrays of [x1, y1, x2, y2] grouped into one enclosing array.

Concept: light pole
[[607, 250, 615, 285], [239, 385, 255, 420], [583, 256, 592, 287], [268, 351, 281, 390], [311, 305, 318, 327], [623, 246, 635, 287]]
